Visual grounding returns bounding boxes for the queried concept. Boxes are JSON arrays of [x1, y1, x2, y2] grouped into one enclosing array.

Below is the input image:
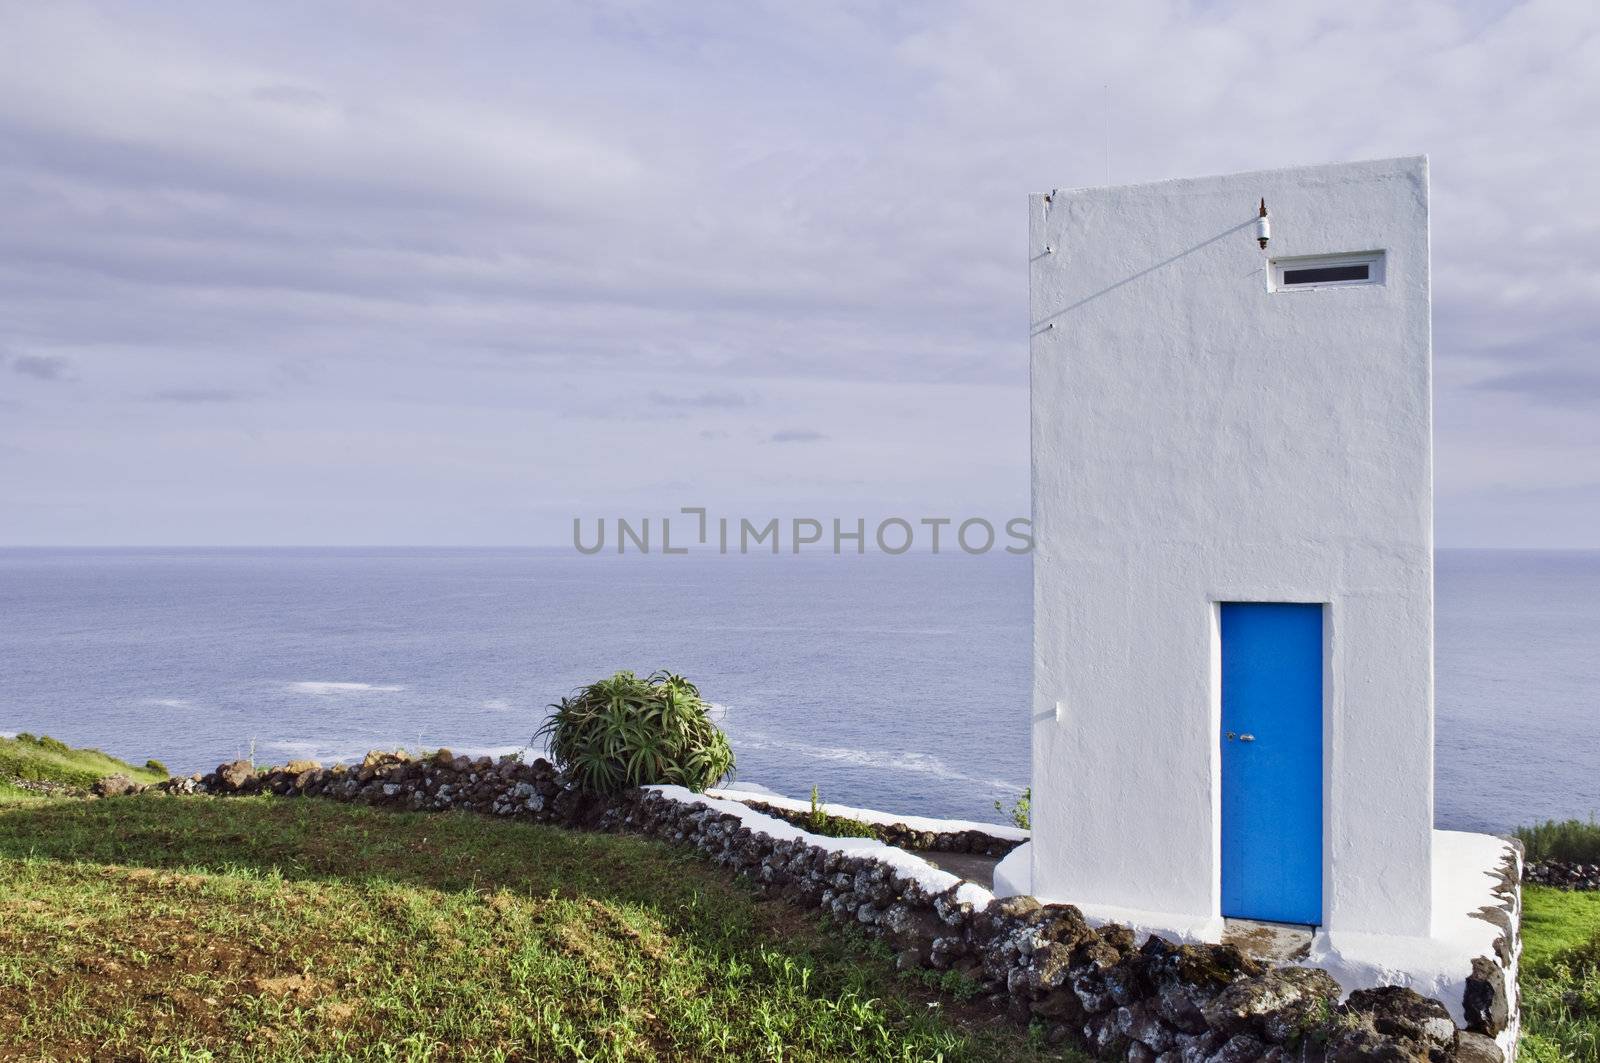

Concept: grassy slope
[[0, 734, 166, 795], [0, 795, 1068, 1063], [1520, 885, 1600, 1063]]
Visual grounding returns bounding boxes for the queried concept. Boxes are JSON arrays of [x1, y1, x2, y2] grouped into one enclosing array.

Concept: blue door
[[1220, 603, 1323, 925]]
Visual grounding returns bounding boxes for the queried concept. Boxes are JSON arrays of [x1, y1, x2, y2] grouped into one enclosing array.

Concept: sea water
[[1, 547, 1594, 831]]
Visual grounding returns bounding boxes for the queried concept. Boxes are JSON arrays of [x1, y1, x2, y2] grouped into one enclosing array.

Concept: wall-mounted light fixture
[[1256, 199, 1271, 249]]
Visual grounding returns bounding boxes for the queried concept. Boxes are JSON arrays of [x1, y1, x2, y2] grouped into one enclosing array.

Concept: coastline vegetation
[[1518, 818, 1600, 866], [0, 733, 166, 796], [993, 787, 1032, 832], [801, 784, 879, 840], [538, 670, 735, 795]]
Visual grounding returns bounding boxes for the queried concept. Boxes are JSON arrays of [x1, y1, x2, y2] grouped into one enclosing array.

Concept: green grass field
[[2, 735, 1597, 1060], [0, 794, 1063, 1062], [1520, 885, 1600, 1063]]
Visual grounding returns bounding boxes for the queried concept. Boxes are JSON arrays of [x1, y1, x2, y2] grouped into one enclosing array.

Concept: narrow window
[[1270, 251, 1384, 292], [1283, 263, 1368, 285]]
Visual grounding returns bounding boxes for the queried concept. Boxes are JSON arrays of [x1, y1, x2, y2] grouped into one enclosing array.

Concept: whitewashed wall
[[1029, 157, 1433, 937]]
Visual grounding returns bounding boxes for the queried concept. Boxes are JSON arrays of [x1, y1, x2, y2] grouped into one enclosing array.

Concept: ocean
[[1, 547, 1594, 832]]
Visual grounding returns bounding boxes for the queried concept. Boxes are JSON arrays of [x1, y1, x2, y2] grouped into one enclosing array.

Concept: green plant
[[0, 734, 166, 791], [802, 786, 878, 840], [143, 759, 169, 777], [537, 670, 734, 794], [994, 786, 1032, 831], [1517, 816, 1600, 865], [1520, 886, 1600, 1061]]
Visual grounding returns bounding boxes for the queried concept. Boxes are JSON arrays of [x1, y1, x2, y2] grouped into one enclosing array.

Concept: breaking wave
[[735, 733, 1024, 794], [285, 681, 406, 695], [139, 697, 195, 709]]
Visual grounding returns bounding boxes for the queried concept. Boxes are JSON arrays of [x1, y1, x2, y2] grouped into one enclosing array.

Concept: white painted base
[[994, 841, 1227, 942], [993, 843, 1031, 898], [994, 830, 1518, 1043], [1309, 830, 1520, 1048], [651, 785, 996, 909]]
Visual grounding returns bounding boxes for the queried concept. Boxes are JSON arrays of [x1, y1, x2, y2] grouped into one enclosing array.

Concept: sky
[[1, 0, 1597, 547]]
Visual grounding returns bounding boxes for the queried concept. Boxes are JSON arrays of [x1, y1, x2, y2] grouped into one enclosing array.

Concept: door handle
[[1239, 733, 1255, 742]]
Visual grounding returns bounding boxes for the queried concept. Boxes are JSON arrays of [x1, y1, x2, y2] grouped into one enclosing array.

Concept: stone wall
[[1523, 859, 1600, 891], [1467, 841, 1523, 1057], [123, 752, 1511, 1062]]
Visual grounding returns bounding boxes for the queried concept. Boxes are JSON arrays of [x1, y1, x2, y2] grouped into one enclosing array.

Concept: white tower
[[1028, 156, 1434, 939]]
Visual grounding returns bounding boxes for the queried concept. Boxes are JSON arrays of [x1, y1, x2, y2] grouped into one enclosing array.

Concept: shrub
[[1517, 817, 1600, 865], [537, 670, 734, 795], [994, 786, 1032, 831], [145, 759, 170, 777], [803, 785, 878, 840]]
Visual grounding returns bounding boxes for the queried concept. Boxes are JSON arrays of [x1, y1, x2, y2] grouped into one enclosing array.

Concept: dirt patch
[[0, 867, 350, 1059], [245, 973, 330, 1004]]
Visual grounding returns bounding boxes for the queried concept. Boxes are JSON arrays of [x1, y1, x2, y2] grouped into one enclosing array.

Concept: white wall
[[1029, 157, 1433, 937]]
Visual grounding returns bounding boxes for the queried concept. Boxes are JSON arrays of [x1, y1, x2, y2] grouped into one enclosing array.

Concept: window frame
[[1268, 251, 1386, 293]]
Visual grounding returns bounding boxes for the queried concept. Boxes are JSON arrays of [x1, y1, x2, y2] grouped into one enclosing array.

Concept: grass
[[802, 786, 879, 841], [0, 733, 168, 797], [1520, 885, 1600, 1062], [0, 794, 1069, 1062], [1517, 818, 1600, 865]]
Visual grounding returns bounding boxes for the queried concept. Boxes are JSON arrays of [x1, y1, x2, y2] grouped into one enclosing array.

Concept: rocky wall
[[1523, 859, 1600, 891]]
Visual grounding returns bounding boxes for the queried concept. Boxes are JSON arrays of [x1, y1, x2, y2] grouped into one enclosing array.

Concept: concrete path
[[921, 850, 1001, 888]]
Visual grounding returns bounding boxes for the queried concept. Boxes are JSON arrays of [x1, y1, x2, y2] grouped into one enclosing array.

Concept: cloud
[[1473, 368, 1600, 407], [0, 2, 1597, 545], [10, 354, 71, 381], [250, 83, 330, 110], [769, 429, 826, 444], [648, 389, 751, 409], [147, 388, 253, 404]]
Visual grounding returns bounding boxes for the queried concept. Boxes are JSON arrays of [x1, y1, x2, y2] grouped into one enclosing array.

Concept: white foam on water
[[285, 681, 406, 695], [718, 779, 782, 797], [481, 698, 513, 710], [258, 740, 373, 763], [737, 733, 1024, 795], [139, 698, 194, 709], [448, 744, 529, 760]]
